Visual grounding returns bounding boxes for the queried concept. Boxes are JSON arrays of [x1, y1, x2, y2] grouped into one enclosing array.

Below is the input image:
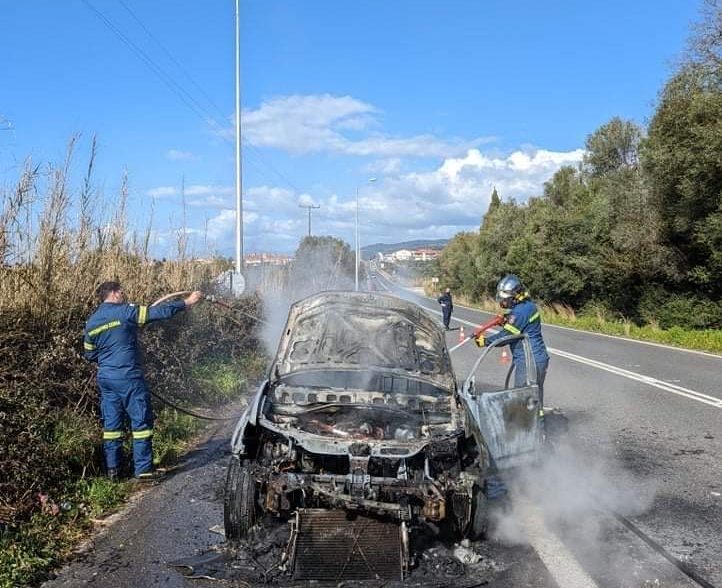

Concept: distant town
[[241, 246, 441, 266]]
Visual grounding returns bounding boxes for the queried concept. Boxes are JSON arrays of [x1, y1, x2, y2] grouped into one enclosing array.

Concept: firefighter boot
[[135, 469, 166, 483]]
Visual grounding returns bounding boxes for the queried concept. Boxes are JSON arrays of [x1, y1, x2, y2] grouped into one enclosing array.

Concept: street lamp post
[[355, 177, 377, 291]]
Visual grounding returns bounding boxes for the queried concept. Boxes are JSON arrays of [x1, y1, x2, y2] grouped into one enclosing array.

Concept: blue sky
[[0, 0, 701, 256]]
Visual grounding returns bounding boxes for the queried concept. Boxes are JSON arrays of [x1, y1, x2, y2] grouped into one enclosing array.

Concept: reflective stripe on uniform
[[138, 305, 148, 326], [504, 323, 521, 335], [103, 431, 123, 440], [84, 341, 96, 351], [529, 311, 540, 322], [88, 320, 121, 338], [132, 429, 153, 440]]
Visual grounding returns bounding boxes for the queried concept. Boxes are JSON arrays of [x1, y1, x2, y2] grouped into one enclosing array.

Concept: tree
[[437, 232, 479, 297], [643, 66, 722, 293], [584, 117, 643, 177], [489, 187, 501, 210], [290, 236, 356, 297], [688, 0, 722, 72]]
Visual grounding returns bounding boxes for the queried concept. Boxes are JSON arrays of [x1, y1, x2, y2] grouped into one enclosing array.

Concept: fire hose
[[472, 313, 505, 339], [470, 314, 517, 389], [143, 290, 267, 421]]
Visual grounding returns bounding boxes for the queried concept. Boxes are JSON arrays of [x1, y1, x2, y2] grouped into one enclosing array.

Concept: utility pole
[[355, 178, 376, 291], [234, 0, 243, 273], [299, 203, 321, 237]]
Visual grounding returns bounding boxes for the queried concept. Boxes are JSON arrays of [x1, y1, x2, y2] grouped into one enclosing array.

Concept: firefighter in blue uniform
[[437, 287, 454, 330], [475, 274, 550, 410], [83, 281, 202, 481]]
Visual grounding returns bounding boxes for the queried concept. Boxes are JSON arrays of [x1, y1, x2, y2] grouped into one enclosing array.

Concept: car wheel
[[223, 456, 257, 541], [467, 485, 488, 540]]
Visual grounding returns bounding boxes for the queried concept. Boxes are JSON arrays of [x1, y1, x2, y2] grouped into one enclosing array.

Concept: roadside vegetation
[[430, 4, 722, 352], [0, 138, 266, 587], [420, 290, 722, 353]]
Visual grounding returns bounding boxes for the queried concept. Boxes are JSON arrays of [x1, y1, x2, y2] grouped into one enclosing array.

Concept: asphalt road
[[43, 277, 721, 588], [373, 271, 721, 588], [43, 422, 231, 588]]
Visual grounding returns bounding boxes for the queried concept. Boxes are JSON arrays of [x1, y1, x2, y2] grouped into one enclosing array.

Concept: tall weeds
[[0, 138, 260, 527]]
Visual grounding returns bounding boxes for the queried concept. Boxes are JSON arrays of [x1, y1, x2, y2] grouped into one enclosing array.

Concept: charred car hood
[[269, 291, 455, 394]]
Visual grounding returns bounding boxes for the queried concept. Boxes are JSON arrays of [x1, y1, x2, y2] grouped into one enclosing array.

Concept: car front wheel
[[223, 456, 258, 541], [467, 485, 488, 540]]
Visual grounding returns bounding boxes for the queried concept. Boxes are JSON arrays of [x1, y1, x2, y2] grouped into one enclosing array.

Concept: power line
[[85, 0, 304, 196], [118, 0, 228, 123], [82, 0, 218, 129]]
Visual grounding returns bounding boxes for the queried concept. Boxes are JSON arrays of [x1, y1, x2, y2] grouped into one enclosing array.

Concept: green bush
[[638, 289, 722, 329]]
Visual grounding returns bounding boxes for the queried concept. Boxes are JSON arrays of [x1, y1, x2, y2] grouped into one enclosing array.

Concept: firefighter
[[474, 274, 549, 410], [437, 287, 454, 330], [83, 281, 202, 481]]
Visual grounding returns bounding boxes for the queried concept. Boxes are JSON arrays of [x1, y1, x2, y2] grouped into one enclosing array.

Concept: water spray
[[143, 289, 265, 421]]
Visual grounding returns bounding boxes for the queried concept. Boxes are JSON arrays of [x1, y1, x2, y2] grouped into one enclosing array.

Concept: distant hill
[[361, 239, 448, 259]]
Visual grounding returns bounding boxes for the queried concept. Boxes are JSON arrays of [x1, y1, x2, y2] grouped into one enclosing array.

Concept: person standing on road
[[437, 287, 454, 330], [474, 274, 550, 411], [83, 281, 203, 481]]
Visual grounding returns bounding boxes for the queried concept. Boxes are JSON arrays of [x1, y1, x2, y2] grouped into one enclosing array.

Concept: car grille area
[[291, 509, 404, 581]]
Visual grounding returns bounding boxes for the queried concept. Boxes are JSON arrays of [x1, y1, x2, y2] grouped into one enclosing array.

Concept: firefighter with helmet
[[474, 274, 550, 412]]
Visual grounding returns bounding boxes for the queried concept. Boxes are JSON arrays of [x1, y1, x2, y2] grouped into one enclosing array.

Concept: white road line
[[375, 272, 722, 410], [520, 501, 601, 588], [376, 273, 598, 587], [549, 348, 722, 409], [447, 337, 472, 353]]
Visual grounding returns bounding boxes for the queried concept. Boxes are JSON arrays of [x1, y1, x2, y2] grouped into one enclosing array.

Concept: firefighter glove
[[474, 333, 485, 348]]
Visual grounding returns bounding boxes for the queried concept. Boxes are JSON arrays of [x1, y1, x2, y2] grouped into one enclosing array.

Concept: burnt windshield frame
[[275, 369, 451, 398]]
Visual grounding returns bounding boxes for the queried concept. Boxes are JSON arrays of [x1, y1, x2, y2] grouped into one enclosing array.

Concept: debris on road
[[170, 516, 502, 586], [453, 541, 482, 565]]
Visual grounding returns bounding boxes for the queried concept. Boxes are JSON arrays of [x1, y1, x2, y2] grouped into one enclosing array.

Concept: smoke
[[249, 237, 359, 355], [491, 441, 658, 586]]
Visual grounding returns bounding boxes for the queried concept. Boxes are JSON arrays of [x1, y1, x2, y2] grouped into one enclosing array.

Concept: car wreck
[[224, 291, 542, 580]]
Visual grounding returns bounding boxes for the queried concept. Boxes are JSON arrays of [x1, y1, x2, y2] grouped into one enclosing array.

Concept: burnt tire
[[223, 456, 257, 541], [467, 486, 488, 540]]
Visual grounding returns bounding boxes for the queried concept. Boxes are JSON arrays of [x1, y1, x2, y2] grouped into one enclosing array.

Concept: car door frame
[[459, 334, 541, 470]]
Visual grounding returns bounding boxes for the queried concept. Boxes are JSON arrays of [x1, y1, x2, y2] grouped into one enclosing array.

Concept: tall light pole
[[234, 0, 243, 274], [355, 177, 377, 291]]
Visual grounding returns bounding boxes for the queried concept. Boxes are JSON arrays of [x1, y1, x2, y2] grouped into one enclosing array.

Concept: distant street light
[[355, 177, 377, 291]]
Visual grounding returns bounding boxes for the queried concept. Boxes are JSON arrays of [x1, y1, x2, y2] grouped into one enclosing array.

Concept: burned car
[[224, 291, 541, 577]]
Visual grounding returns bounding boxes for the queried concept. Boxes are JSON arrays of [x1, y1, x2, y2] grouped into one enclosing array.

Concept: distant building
[[376, 247, 441, 263], [412, 248, 440, 261], [244, 253, 293, 266], [392, 249, 413, 261]]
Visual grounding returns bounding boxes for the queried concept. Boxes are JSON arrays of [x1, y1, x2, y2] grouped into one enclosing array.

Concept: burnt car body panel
[[226, 291, 541, 543], [460, 336, 542, 470]]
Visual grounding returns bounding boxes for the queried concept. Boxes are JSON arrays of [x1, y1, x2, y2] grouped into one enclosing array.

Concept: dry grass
[[0, 138, 228, 517], [0, 139, 266, 585], [0, 137, 225, 324]]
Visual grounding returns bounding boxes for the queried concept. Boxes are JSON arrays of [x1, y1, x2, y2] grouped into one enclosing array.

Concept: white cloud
[[365, 158, 403, 175], [195, 146, 584, 253], [232, 94, 492, 158], [166, 149, 194, 161], [185, 184, 234, 197], [147, 184, 235, 203], [297, 193, 317, 206], [146, 186, 177, 198]]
